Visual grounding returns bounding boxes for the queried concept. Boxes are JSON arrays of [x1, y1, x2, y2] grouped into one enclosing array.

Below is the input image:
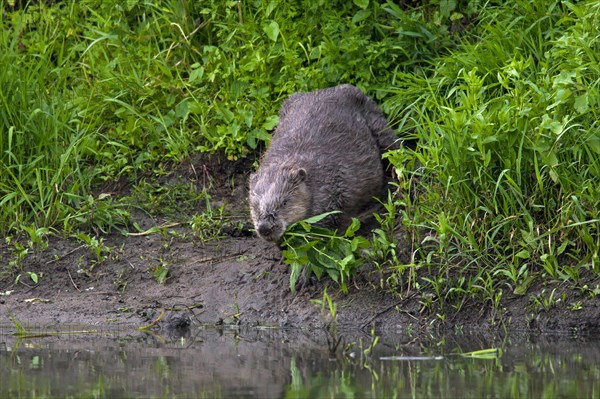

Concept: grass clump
[[383, 0, 600, 310]]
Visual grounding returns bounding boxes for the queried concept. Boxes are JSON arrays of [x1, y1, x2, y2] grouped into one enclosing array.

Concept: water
[[1, 324, 599, 398]]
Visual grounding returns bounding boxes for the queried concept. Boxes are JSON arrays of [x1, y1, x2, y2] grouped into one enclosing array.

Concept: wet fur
[[249, 84, 399, 242]]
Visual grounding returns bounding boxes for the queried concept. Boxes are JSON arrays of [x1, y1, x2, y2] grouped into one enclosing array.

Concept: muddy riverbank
[[1, 156, 599, 335]]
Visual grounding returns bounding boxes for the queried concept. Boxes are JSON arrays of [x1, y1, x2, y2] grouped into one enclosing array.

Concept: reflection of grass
[[7, 309, 99, 338], [285, 340, 506, 398], [459, 348, 502, 360]]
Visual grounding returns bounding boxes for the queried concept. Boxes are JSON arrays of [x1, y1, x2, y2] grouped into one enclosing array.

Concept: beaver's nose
[[257, 222, 273, 237]]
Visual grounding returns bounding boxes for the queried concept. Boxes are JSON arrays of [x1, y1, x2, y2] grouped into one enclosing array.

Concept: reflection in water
[[1, 325, 599, 398]]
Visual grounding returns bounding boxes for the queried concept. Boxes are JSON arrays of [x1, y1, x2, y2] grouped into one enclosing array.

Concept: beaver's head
[[249, 165, 311, 242]]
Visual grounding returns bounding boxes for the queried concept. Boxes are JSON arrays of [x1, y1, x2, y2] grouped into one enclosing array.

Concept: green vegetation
[[383, 0, 600, 314], [0, 0, 456, 235], [1, 0, 474, 231], [282, 212, 370, 293], [1, 0, 599, 320]]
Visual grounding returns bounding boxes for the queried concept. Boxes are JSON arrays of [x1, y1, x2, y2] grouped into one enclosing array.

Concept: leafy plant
[[281, 212, 370, 293], [190, 194, 226, 243], [129, 180, 207, 220], [3, 228, 49, 276], [529, 288, 561, 313], [5, 237, 28, 272], [65, 194, 131, 234], [15, 271, 39, 285], [311, 287, 338, 323], [153, 258, 170, 285], [75, 232, 110, 267]]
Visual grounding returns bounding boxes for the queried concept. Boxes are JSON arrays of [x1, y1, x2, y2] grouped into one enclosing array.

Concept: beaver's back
[[260, 84, 396, 220]]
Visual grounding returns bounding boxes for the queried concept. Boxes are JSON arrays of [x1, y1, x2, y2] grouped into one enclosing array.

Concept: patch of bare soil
[[1, 155, 599, 336]]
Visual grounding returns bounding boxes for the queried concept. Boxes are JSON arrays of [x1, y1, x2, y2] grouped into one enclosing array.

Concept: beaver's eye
[[281, 199, 288, 207]]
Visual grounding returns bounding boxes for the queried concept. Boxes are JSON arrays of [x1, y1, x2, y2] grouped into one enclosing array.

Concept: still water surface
[[1, 324, 599, 398]]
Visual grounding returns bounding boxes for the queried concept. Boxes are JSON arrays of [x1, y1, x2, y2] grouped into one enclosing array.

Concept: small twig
[[185, 250, 247, 267], [165, 303, 204, 311], [119, 254, 135, 269], [19, 281, 37, 295], [127, 222, 181, 237], [66, 268, 81, 293], [138, 309, 166, 331], [361, 293, 418, 330], [84, 291, 119, 295], [46, 245, 86, 264]]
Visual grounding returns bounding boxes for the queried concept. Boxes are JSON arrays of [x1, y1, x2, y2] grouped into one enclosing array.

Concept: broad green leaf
[[326, 268, 339, 283], [246, 128, 270, 149], [574, 93, 589, 114], [549, 168, 558, 183], [542, 150, 558, 168], [345, 218, 361, 237], [586, 135, 600, 154], [557, 240, 569, 256], [126, 0, 138, 11], [290, 262, 303, 292], [339, 254, 355, 270], [552, 70, 576, 87], [189, 65, 204, 84], [352, 10, 371, 24], [312, 265, 324, 279], [153, 266, 169, 285], [261, 115, 279, 130], [440, 0, 457, 17], [548, 121, 563, 135], [353, 0, 369, 9], [263, 21, 280, 42], [303, 211, 341, 224], [298, 221, 311, 232]]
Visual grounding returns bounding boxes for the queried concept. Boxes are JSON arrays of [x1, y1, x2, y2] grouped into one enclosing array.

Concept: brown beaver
[[248, 84, 399, 242]]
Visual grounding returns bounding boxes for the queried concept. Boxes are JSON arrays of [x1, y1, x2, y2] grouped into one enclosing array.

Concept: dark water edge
[[1, 324, 599, 399]]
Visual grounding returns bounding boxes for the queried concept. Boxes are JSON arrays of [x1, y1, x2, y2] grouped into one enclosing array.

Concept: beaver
[[248, 84, 399, 242]]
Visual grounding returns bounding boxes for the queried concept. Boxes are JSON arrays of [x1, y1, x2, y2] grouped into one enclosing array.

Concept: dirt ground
[[1, 155, 599, 336]]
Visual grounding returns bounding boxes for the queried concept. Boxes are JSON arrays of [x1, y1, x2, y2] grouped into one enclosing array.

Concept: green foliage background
[[385, 0, 600, 301], [0, 0, 457, 231]]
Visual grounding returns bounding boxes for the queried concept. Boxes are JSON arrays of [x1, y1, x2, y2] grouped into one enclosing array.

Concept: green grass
[[0, 0, 462, 237], [384, 0, 600, 310]]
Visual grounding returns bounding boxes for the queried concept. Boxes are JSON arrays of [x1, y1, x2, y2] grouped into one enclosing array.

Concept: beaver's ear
[[292, 168, 306, 185]]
